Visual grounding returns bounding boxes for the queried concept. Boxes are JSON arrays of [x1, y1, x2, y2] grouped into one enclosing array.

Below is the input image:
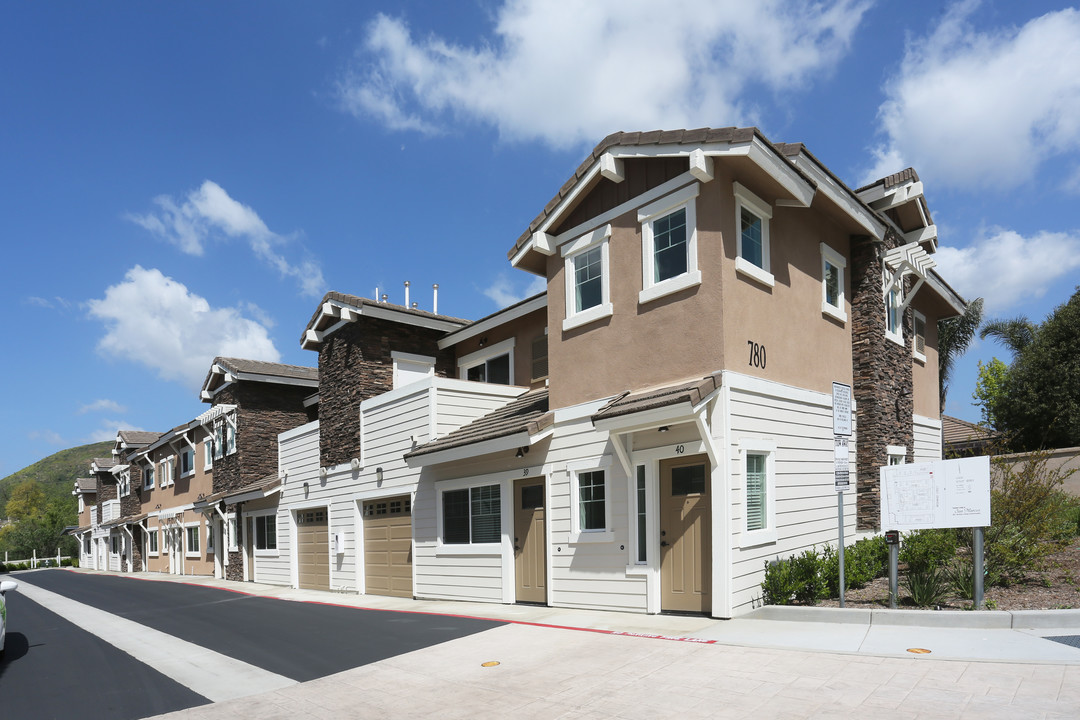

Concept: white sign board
[[880, 455, 991, 531], [834, 436, 850, 491], [832, 382, 852, 437]]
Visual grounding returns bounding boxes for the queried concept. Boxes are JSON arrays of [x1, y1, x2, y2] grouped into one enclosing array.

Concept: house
[[260, 126, 963, 618], [943, 415, 1001, 457], [91, 431, 161, 572], [70, 478, 97, 566]]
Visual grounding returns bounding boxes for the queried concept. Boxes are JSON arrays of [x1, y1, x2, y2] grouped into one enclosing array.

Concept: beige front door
[[660, 455, 711, 613], [296, 507, 330, 591], [514, 478, 546, 604], [363, 496, 413, 598]]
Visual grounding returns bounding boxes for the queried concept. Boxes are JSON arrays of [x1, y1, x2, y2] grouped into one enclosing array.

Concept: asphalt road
[[1, 570, 504, 719]]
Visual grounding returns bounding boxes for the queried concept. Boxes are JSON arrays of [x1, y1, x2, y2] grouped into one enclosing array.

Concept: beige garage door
[[296, 507, 329, 591], [363, 496, 412, 598]]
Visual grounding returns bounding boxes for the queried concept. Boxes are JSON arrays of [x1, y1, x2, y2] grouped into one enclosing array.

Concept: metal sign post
[[832, 383, 852, 608]]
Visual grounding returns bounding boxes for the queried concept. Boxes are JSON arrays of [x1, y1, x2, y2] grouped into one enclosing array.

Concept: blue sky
[[3, 0, 1079, 476]]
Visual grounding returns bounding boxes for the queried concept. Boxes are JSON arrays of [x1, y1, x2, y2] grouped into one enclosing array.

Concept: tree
[[973, 358, 1009, 429], [0, 479, 77, 559], [938, 297, 983, 413], [994, 288, 1080, 451], [979, 316, 1038, 358]]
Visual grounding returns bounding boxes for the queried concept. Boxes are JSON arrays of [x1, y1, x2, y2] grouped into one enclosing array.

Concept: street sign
[[832, 382, 852, 437], [834, 436, 850, 491]]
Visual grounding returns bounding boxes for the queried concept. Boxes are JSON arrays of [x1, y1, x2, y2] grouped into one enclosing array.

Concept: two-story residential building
[[92, 431, 161, 573], [70, 478, 97, 567]]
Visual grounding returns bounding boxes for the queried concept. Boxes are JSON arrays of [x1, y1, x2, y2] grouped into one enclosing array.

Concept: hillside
[[0, 440, 112, 512]]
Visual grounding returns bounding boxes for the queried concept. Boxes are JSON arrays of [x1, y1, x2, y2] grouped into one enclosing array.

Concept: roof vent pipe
[[433, 284, 439, 315], [411, 302, 418, 309], [374, 287, 379, 302], [404, 281, 410, 309], [381, 294, 388, 303]]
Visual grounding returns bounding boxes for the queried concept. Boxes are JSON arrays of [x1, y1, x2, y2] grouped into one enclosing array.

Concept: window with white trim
[[253, 515, 277, 551], [111, 535, 120, 554], [213, 413, 237, 459], [458, 338, 514, 386], [913, 311, 927, 363], [78, 493, 85, 513], [820, 243, 847, 322], [442, 484, 501, 544], [185, 524, 201, 557], [159, 456, 175, 487], [206, 523, 214, 554], [562, 225, 613, 331], [887, 445, 906, 466], [227, 514, 239, 552], [180, 447, 194, 477], [531, 333, 548, 382], [147, 529, 159, 555], [119, 469, 131, 497], [740, 440, 777, 547], [734, 182, 774, 288], [143, 463, 155, 490], [203, 439, 213, 471], [568, 458, 613, 538], [885, 273, 904, 345], [638, 183, 701, 304], [634, 465, 647, 564], [392, 351, 435, 389]]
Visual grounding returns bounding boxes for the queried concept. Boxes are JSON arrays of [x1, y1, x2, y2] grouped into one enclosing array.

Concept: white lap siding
[[726, 378, 857, 616], [246, 495, 289, 586], [913, 415, 943, 463]]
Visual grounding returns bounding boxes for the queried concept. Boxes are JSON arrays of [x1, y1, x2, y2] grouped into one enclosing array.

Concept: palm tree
[[979, 316, 1037, 358], [938, 297, 983, 413]]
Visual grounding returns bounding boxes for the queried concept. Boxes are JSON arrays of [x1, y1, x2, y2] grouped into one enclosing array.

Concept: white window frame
[[884, 271, 904, 347], [562, 224, 613, 331], [438, 482, 503, 549], [205, 522, 215, 555], [147, 527, 159, 556], [250, 511, 278, 556], [568, 457, 614, 543], [913, 310, 927, 364], [391, 351, 436, 389], [227, 513, 239, 552], [820, 242, 847, 322], [734, 182, 774, 288], [638, 183, 701, 305], [118, 470, 130, 498], [631, 464, 647, 566], [457, 337, 515, 385], [110, 535, 120, 555], [143, 463, 154, 491], [160, 456, 175, 487], [180, 447, 195, 478], [887, 445, 907, 466], [184, 521, 201, 558], [739, 439, 777, 548], [78, 494, 85, 513], [203, 438, 213, 471]]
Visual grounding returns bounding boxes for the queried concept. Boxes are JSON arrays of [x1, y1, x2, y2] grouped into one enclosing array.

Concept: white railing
[[3, 550, 73, 569]]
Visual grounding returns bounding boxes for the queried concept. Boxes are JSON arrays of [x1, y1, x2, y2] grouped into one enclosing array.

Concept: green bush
[[904, 565, 951, 607], [821, 536, 888, 597], [900, 529, 959, 574], [0, 561, 6, 573], [762, 548, 825, 605], [943, 556, 976, 600]]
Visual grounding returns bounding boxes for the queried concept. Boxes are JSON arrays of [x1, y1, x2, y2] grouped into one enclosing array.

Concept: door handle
[[660, 540, 669, 547]]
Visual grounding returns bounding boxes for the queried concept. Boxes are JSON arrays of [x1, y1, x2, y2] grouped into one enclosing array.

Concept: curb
[[746, 605, 1080, 629]]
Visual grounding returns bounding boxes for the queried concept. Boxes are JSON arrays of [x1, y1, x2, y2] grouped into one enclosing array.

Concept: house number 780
[[747, 341, 767, 369]]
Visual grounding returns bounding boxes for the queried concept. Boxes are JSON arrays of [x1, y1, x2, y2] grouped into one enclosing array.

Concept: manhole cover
[[1045, 635, 1080, 649], [907, 648, 932, 654]]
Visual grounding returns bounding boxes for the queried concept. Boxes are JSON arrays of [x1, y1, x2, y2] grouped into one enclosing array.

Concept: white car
[[0, 579, 17, 656]]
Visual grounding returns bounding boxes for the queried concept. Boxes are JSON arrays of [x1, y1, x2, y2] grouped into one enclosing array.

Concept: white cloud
[[870, 3, 1080, 189], [483, 273, 546, 308], [338, 0, 871, 149], [933, 228, 1080, 314], [28, 429, 65, 445], [86, 266, 282, 389], [128, 180, 326, 297], [77, 399, 127, 415], [85, 419, 142, 444], [25, 295, 72, 310]]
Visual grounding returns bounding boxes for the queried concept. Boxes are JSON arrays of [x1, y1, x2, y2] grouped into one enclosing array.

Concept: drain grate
[[1045, 635, 1080, 649]]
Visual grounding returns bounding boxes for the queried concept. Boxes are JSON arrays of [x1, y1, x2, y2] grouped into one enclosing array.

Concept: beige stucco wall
[[911, 293, 942, 418], [547, 160, 856, 410]]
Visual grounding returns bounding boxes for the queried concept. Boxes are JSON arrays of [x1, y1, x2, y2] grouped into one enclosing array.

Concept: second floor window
[[180, 447, 194, 476], [734, 182, 774, 288], [638, 183, 700, 304], [574, 245, 604, 312], [144, 464, 154, 490], [652, 208, 688, 283]]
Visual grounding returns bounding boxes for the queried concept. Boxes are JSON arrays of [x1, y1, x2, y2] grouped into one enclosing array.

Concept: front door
[[514, 478, 546, 604], [660, 455, 711, 613]]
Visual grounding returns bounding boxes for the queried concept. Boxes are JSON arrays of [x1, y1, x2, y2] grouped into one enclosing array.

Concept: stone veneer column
[[850, 231, 914, 531]]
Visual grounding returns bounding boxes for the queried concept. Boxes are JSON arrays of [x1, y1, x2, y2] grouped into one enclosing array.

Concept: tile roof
[[301, 291, 469, 344], [74, 478, 97, 493], [102, 512, 148, 529], [117, 430, 162, 446], [195, 474, 282, 507], [942, 415, 1000, 446], [405, 388, 552, 459], [92, 457, 116, 469], [507, 126, 836, 260], [591, 373, 722, 423], [214, 357, 318, 383]]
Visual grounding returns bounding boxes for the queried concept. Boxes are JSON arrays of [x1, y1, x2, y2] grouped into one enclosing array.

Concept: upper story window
[[820, 243, 847, 322], [638, 183, 701, 304], [180, 447, 194, 477], [143, 464, 155, 490], [458, 338, 514, 386], [203, 439, 213, 471], [913, 311, 927, 363], [734, 182, 774, 288], [392, 351, 435, 389], [531, 333, 548, 382], [213, 413, 237, 459], [159, 456, 175, 488], [562, 224, 612, 331], [885, 273, 904, 346], [119, 470, 131, 497]]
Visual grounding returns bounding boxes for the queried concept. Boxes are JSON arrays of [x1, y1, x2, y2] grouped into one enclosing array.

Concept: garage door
[[363, 496, 412, 598], [296, 507, 330, 591]]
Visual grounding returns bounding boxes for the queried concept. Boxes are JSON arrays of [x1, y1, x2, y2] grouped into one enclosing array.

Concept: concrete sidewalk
[[62, 569, 1080, 718]]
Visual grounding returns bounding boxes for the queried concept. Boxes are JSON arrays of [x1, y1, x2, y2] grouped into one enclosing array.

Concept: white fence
[[2, 550, 73, 569]]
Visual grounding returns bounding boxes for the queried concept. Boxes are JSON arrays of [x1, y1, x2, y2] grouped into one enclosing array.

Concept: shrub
[[821, 536, 889, 597], [904, 566, 951, 607], [900, 529, 958, 574], [761, 548, 825, 605], [0, 561, 6, 573], [944, 556, 976, 600]]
